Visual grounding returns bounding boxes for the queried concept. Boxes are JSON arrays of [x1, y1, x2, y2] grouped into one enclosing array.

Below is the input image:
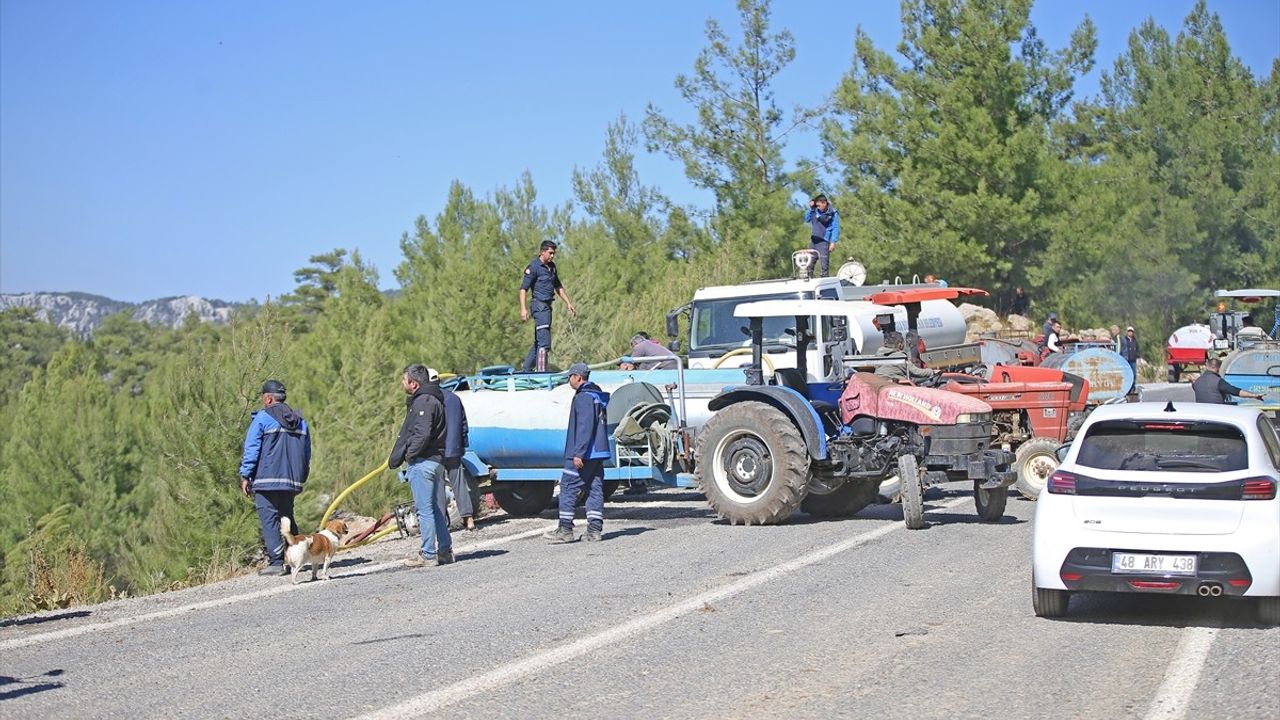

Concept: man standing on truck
[[545, 363, 611, 543], [519, 240, 576, 372], [1192, 357, 1265, 404], [804, 194, 839, 277]]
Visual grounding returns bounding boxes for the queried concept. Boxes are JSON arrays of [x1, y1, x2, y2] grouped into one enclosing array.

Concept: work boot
[[436, 549, 455, 565], [543, 526, 577, 543], [582, 528, 603, 542], [258, 564, 287, 577], [404, 551, 432, 568]]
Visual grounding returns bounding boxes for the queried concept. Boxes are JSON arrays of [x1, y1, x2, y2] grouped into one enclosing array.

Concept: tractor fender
[[708, 386, 828, 460]]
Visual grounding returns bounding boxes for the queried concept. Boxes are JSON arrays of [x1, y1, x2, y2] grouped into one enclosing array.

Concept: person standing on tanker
[[519, 240, 576, 371], [544, 363, 612, 544], [804, 194, 839, 277], [239, 379, 311, 576], [1192, 357, 1265, 404]]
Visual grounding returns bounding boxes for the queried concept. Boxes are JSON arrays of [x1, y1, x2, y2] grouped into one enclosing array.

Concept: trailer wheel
[[576, 480, 622, 505], [493, 481, 554, 517], [1168, 363, 1182, 383], [899, 454, 926, 529], [801, 479, 878, 517], [1032, 577, 1070, 618], [696, 401, 809, 525], [974, 481, 1008, 521], [1014, 437, 1061, 500]]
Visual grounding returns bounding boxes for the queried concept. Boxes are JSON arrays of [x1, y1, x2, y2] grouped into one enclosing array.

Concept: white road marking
[[1143, 627, 1219, 720], [350, 496, 971, 720], [0, 525, 549, 652]]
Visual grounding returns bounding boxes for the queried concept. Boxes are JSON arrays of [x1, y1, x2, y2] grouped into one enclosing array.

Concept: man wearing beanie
[[239, 379, 312, 576], [545, 363, 611, 543]]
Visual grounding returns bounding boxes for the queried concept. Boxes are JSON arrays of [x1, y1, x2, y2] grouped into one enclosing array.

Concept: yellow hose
[[321, 460, 388, 526], [711, 347, 776, 373]]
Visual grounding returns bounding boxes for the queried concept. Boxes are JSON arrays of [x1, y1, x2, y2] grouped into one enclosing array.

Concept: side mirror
[[668, 340, 681, 353], [665, 312, 680, 339], [1055, 443, 1072, 462]]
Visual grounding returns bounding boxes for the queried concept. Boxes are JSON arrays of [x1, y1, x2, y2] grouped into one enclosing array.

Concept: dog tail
[[280, 517, 300, 546]]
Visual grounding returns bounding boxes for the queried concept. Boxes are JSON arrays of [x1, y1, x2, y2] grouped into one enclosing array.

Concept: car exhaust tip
[[1197, 584, 1211, 596], [1197, 583, 1223, 597]]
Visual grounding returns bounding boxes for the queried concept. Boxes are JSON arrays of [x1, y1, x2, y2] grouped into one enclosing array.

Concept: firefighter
[[518, 240, 576, 371]]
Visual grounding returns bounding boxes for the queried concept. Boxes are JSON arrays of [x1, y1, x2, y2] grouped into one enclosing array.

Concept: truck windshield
[[690, 291, 825, 354]]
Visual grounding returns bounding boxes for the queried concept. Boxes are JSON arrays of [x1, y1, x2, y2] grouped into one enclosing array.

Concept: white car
[[1032, 402, 1280, 624]]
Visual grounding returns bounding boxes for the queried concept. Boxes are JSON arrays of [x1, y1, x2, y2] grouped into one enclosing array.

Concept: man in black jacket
[[389, 364, 454, 566]]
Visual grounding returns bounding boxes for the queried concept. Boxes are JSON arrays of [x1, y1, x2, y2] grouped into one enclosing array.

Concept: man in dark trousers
[[804, 194, 840, 277], [519, 240, 577, 371], [434, 368, 478, 532], [1011, 287, 1030, 317], [1192, 357, 1265, 404], [239, 379, 311, 576], [545, 362, 612, 543], [389, 364, 454, 566]]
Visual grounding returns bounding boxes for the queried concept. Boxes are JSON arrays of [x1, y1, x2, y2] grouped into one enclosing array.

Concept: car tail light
[[1128, 580, 1180, 590], [1241, 477, 1277, 500], [1228, 579, 1251, 588], [1060, 572, 1082, 581], [1047, 470, 1076, 495]]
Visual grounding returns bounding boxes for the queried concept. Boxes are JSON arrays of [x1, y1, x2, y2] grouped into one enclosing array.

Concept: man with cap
[[239, 379, 312, 576], [1119, 326, 1140, 378], [804, 195, 840, 277], [545, 362, 611, 543], [519, 240, 577, 372], [437, 368, 479, 531], [1192, 357, 1265, 404], [389, 364, 454, 566]]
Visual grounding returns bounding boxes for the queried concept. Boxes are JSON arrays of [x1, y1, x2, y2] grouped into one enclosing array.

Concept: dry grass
[[26, 544, 110, 612]]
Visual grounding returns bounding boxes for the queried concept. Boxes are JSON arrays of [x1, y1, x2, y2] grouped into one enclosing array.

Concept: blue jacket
[[805, 206, 839, 244], [239, 403, 311, 493], [564, 382, 611, 461], [442, 389, 469, 461]]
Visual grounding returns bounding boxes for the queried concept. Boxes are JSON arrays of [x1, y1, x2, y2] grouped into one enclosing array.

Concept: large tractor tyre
[[801, 479, 878, 517], [1014, 437, 1062, 500], [493, 481, 555, 517], [695, 401, 810, 526], [899, 454, 927, 530], [1032, 578, 1070, 619], [973, 481, 1009, 521]]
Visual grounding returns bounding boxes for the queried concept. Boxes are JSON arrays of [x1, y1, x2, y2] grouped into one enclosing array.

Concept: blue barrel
[[1041, 347, 1134, 403], [1221, 345, 1280, 408]]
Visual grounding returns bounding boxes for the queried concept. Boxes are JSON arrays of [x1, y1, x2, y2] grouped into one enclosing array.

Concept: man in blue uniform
[[239, 379, 312, 576], [544, 362, 611, 543], [804, 194, 840, 277], [519, 240, 577, 371]]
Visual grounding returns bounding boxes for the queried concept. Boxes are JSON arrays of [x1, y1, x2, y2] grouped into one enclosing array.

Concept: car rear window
[[1075, 420, 1248, 472]]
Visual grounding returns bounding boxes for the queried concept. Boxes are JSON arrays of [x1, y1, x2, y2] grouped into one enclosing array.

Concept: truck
[[695, 298, 1015, 529]]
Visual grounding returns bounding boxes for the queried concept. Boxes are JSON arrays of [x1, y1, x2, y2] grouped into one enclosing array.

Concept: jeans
[[407, 459, 452, 559], [254, 490, 296, 565], [558, 459, 605, 532]]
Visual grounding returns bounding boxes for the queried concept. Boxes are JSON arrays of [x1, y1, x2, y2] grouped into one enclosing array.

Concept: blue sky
[[1, 1, 1276, 303]]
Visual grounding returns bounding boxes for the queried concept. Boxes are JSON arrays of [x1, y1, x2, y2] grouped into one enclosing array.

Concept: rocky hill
[[0, 291, 238, 336]]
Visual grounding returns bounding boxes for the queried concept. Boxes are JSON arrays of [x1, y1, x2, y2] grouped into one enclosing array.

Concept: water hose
[[712, 347, 776, 373], [319, 461, 404, 553]]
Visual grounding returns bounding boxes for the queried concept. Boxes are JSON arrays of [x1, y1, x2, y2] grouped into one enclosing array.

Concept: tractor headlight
[[955, 412, 990, 424]]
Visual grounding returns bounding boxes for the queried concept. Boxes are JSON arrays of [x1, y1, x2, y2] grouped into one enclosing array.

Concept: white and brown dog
[[280, 518, 348, 584]]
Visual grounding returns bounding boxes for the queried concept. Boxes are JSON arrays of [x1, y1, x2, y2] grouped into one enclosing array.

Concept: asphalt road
[[2, 484, 1277, 720]]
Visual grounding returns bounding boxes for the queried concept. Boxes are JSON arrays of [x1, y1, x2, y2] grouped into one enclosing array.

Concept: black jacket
[[388, 383, 446, 468]]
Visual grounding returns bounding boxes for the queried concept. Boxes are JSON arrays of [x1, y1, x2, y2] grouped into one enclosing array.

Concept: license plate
[[1111, 552, 1198, 576]]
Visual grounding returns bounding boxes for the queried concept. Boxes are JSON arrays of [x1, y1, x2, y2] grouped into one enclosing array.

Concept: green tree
[[277, 248, 351, 332], [824, 0, 1095, 292], [0, 307, 70, 407]]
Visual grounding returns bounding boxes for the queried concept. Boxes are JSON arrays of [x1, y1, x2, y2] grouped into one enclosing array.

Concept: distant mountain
[[0, 291, 239, 336]]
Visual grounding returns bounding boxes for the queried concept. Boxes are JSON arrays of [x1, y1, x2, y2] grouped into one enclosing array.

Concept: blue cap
[[567, 362, 591, 379]]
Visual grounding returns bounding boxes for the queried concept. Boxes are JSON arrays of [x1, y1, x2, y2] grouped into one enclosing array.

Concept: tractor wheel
[[1014, 437, 1061, 500], [492, 481, 554, 518], [974, 481, 1008, 521], [801, 479, 878, 517], [899, 454, 927, 530], [695, 401, 810, 525]]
